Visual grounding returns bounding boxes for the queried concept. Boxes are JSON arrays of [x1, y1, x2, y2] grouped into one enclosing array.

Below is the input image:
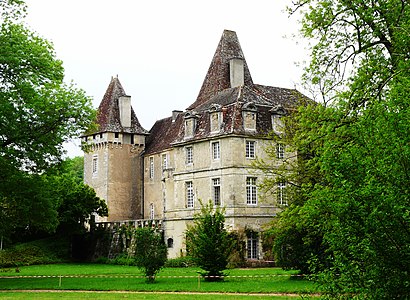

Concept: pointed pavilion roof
[[94, 76, 148, 134], [187, 29, 253, 110]]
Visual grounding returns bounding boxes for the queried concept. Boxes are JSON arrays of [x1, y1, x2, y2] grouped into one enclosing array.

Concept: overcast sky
[[24, 0, 308, 157]]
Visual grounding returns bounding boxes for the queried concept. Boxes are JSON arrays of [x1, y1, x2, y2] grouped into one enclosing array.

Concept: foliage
[[164, 256, 196, 268], [46, 157, 108, 235], [131, 227, 167, 282], [0, 0, 96, 241], [0, 237, 69, 267], [185, 201, 234, 281], [256, 0, 410, 298]]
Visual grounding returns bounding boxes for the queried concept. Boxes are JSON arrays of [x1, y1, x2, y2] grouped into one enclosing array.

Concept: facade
[[83, 30, 305, 259]]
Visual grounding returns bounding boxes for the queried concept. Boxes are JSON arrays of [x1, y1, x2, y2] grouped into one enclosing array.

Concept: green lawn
[[0, 291, 302, 300], [0, 264, 317, 297]]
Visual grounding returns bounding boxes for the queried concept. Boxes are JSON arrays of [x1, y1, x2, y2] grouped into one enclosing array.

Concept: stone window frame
[[270, 105, 286, 133], [184, 111, 198, 139], [245, 140, 256, 159], [246, 177, 257, 205], [247, 231, 259, 259], [92, 155, 98, 176], [278, 180, 287, 206], [209, 104, 222, 133], [212, 177, 221, 206], [276, 143, 285, 159], [149, 203, 155, 220], [149, 156, 154, 179], [185, 146, 193, 165], [186, 181, 194, 208], [211, 141, 221, 160], [162, 153, 168, 170], [242, 102, 258, 132]]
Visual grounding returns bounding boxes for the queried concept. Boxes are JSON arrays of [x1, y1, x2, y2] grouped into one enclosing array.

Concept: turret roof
[[94, 76, 148, 134]]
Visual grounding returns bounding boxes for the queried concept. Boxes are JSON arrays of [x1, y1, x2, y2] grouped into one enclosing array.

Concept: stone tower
[[82, 76, 148, 221]]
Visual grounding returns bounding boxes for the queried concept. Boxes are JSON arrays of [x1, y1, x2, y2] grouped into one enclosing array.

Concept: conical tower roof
[[95, 76, 148, 134], [187, 30, 253, 110]]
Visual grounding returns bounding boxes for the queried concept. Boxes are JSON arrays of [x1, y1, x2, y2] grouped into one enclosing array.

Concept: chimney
[[172, 110, 182, 122], [229, 58, 244, 88], [118, 95, 131, 127]]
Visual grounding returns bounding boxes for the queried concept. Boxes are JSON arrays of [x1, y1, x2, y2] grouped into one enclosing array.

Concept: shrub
[[185, 201, 234, 281], [164, 256, 196, 268], [131, 227, 167, 282], [0, 237, 68, 267]]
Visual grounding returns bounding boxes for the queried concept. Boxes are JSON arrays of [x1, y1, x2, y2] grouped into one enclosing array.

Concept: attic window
[[242, 102, 257, 131], [184, 111, 197, 139], [209, 104, 222, 133], [270, 105, 286, 133]]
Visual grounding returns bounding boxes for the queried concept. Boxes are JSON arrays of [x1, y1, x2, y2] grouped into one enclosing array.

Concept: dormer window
[[270, 105, 286, 133], [184, 111, 198, 139], [242, 102, 257, 131], [209, 104, 222, 133]]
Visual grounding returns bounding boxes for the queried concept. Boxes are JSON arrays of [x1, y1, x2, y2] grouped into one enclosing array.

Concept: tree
[[47, 157, 108, 235], [259, 1, 410, 298], [0, 0, 95, 241], [132, 227, 167, 283], [185, 201, 234, 281]]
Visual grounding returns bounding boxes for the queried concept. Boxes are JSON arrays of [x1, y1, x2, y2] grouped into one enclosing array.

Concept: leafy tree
[[47, 157, 108, 235], [132, 227, 167, 283], [185, 201, 234, 281], [257, 0, 410, 298], [0, 0, 95, 241]]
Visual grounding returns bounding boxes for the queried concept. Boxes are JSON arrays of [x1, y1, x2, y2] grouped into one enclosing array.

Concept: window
[[212, 141, 220, 160], [276, 143, 285, 159], [246, 177, 257, 205], [92, 155, 98, 175], [149, 157, 154, 179], [272, 115, 283, 133], [278, 181, 287, 205], [114, 132, 119, 139], [186, 181, 194, 208], [162, 153, 168, 170], [243, 102, 257, 131], [186, 146, 193, 164], [246, 140, 256, 159], [149, 203, 154, 219], [130, 134, 134, 144], [210, 112, 221, 132], [167, 238, 174, 248], [247, 232, 258, 259], [212, 178, 221, 206]]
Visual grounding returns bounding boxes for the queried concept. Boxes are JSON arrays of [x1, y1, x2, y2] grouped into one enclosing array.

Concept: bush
[[131, 227, 167, 282], [164, 256, 196, 268], [185, 201, 234, 281], [0, 237, 69, 267]]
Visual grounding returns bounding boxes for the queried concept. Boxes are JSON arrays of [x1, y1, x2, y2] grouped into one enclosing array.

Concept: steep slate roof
[[188, 30, 253, 110], [144, 30, 307, 155], [93, 76, 148, 135]]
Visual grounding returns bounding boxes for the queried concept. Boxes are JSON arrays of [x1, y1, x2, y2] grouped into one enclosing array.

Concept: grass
[[0, 264, 318, 297], [0, 291, 301, 300]]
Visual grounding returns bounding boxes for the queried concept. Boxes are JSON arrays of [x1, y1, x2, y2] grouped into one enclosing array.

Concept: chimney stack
[[118, 95, 131, 127], [229, 58, 244, 88]]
